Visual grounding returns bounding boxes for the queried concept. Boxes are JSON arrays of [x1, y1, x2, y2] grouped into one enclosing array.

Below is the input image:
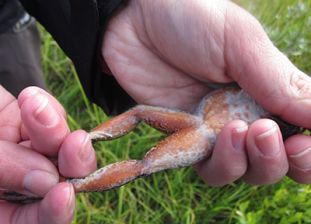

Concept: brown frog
[[0, 86, 305, 202]]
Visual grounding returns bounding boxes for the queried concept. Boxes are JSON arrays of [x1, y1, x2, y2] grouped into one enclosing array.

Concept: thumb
[[18, 87, 70, 157], [225, 2, 311, 128], [0, 183, 74, 224], [0, 141, 59, 196]]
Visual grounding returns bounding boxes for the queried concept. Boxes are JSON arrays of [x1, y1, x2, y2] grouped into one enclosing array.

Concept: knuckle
[[287, 71, 311, 99]]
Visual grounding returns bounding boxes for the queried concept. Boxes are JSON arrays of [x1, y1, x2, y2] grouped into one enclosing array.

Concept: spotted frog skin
[[0, 87, 305, 202], [70, 87, 302, 193]]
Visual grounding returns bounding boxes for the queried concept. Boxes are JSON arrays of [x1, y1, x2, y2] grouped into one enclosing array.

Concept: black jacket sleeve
[[20, 0, 136, 115], [0, 0, 25, 33]]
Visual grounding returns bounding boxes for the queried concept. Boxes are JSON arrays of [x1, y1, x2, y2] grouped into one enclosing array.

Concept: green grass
[[40, 1, 311, 223]]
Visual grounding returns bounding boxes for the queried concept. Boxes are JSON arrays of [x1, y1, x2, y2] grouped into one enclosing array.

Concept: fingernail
[[232, 124, 248, 152], [34, 94, 60, 127], [65, 184, 75, 216], [289, 147, 311, 170], [23, 170, 59, 196], [79, 134, 94, 162], [24, 88, 39, 98], [18, 87, 39, 107], [255, 125, 281, 157]]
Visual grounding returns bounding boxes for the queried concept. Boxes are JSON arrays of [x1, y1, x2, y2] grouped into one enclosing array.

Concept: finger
[[0, 182, 74, 224], [285, 135, 311, 183], [59, 130, 97, 177], [0, 86, 21, 142], [19, 140, 32, 148], [18, 87, 67, 142], [0, 141, 58, 196], [0, 85, 15, 110], [195, 120, 248, 186], [243, 119, 288, 185], [225, 2, 311, 128], [18, 86, 66, 118], [38, 183, 75, 224], [0, 100, 21, 142], [21, 124, 28, 141], [19, 90, 70, 157]]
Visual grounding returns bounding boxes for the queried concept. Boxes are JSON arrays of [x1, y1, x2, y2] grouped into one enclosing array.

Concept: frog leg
[[90, 105, 201, 141], [70, 125, 213, 193]]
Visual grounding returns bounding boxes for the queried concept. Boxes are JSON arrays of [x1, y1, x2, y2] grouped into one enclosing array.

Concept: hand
[[0, 86, 97, 223], [101, 0, 311, 185]]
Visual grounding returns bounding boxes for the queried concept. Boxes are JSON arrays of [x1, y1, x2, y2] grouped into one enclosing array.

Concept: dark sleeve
[[20, 0, 136, 115], [0, 0, 24, 33]]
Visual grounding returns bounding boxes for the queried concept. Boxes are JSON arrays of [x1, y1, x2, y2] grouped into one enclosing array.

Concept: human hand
[[101, 0, 311, 185], [0, 86, 97, 223]]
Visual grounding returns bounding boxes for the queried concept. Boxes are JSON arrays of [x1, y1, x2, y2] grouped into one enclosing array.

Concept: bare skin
[[0, 86, 97, 223], [1, 0, 311, 223], [69, 87, 304, 193], [102, 0, 311, 185], [1, 87, 306, 200]]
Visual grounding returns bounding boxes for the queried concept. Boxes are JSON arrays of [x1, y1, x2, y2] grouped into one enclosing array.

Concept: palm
[[102, 0, 233, 111]]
